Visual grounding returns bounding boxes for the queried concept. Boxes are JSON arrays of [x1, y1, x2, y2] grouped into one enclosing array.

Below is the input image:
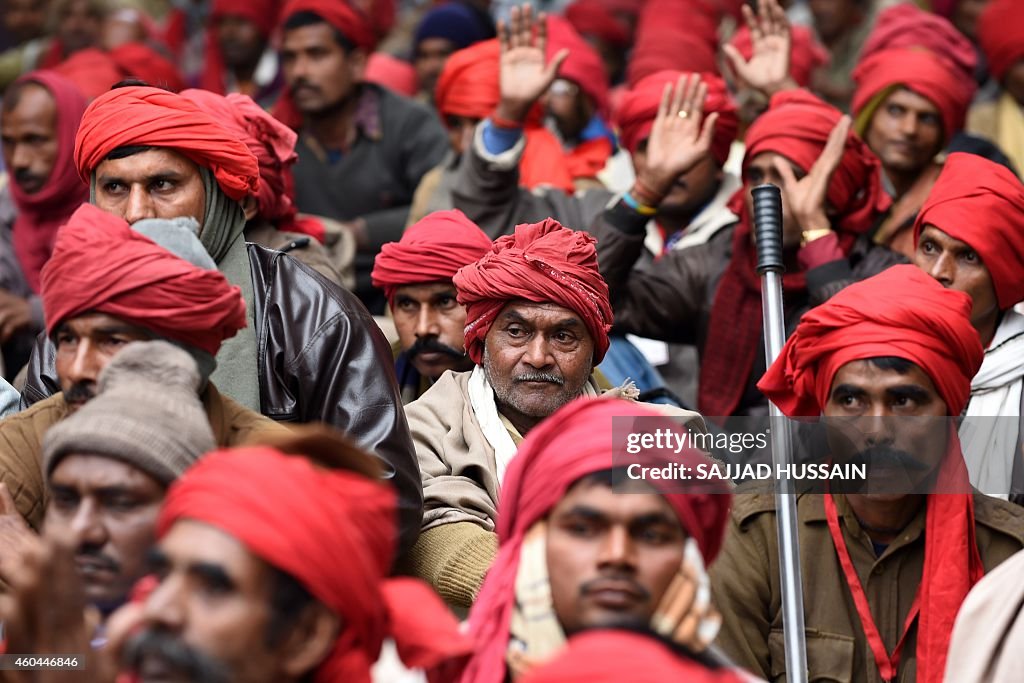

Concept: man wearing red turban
[[851, 3, 978, 257], [113, 431, 470, 683], [712, 265, 1024, 683], [911, 152, 1024, 502], [0, 204, 287, 530], [405, 218, 691, 609], [461, 396, 728, 683], [371, 209, 492, 403], [199, 0, 284, 107], [276, 0, 448, 314], [36, 84, 425, 557], [564, 0, 631, 84], [970, 0, 1024, 175]]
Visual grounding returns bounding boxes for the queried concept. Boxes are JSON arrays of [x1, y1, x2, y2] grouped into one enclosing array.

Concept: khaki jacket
[[0, 383, 288, 529], [710, 492, 1024, 683]]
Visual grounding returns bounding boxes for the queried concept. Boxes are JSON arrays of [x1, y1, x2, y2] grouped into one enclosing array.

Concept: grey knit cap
[[42, 340, 216, 485]]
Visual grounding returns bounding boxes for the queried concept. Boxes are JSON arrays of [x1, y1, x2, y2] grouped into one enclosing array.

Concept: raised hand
[[633, 74, 719, 204], [650, 538, 721, 652], [495, 5, 568, 124], [722, 0, 796, 97], [774, 115, 852, 234]]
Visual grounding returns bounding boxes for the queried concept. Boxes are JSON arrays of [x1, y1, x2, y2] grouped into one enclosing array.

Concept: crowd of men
[[0, 0, 1023, 680]]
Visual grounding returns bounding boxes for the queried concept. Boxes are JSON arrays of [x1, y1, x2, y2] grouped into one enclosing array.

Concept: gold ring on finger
[[678, 110, 690, 119]]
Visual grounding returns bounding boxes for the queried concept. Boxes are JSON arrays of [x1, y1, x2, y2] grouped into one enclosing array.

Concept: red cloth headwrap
[[462, 397, 731, 683], [157, 446, 471, 683], [7, 70, 89, 294], [978, 0, 1024, 82], [729, 24, 828, 88], [616, 70, 738, 165], [108, 43, 186, 93], [53, 48, 125, 101], [279, 0, 375, 49], [626, 32, 719, 87], [201, 0, 282, 95], [454, 218, 613, 365], [565, 0, 631, 47], [364, 52, 418, 97], [913, 152, 1024, 309], [74, 86, 259, 202], [699, 90, 890, 421], [371, 209, 492, 304], [757, 265, 985, 683], [546, 16, 610, 116], [40, 204, 247, 356]]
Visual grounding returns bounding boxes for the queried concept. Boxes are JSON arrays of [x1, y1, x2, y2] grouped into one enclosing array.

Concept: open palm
[[496, 5, 568, 123]]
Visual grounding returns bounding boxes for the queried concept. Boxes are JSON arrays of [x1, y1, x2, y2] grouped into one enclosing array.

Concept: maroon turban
[[626, 32, 719, 87], [978, 0, 1024, 82], [454, 219, 613, 365], [279, 0, 375, 49], [364, 52, 418, 97], [462, 397, 731, 683], [41, 204, 247, 356], [109, 42, 186, 93], [74, 86, 259, 202], [371, 210, 492, 304], [913, 152, 1024, 309], [565, 0, 631, 47]]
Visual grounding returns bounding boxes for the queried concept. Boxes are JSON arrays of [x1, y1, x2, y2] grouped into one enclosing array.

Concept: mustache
[[123, 629, 231, 683], [846, 446, 931, 472], [290, 79, 320, 94], [514, 372, 564, 385], [76, 545, 120, 573], [64, 382, 96, 404], [408, 336, 465, 360], [13, 168, 44, 187]]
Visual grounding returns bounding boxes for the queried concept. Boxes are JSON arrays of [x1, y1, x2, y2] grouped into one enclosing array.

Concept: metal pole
[[752, 184, 808, 683]]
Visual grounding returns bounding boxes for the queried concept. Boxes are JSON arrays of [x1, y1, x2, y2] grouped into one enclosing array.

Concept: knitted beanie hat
[[43, 340, 216, 484]]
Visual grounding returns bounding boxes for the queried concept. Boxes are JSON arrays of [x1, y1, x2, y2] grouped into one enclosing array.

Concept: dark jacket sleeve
[[804, 235, 908, 306]]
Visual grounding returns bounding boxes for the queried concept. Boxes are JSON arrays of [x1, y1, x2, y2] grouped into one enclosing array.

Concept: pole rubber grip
[[752, 184, 785, 275]]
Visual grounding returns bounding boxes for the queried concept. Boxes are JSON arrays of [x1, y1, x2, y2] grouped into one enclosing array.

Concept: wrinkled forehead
[[495, 299, 586, 328], [93, 146, 202, 181]]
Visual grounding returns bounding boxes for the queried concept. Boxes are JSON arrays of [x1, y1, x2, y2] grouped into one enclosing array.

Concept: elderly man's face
[[127, 520, 332, 683], [45, 455, 164, 612], [1, 82, 59, 195], [391, 282, 472, 380], [864, 88, 943, 178], [823, 359, 949, 498], [54, 313, 153, 413], [483, 301, 595, 428], [914, 225, 1000, 332], [94, 148, 207, 227], [547, 476, 686, 634]]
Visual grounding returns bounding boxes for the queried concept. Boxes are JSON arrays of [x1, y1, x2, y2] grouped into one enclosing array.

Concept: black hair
[[866, 356, 915, 374], [282, 11, 356, 52], [264, 565, 317, 648], [1, 79, 35, 113], [103, 145, 159, 162]]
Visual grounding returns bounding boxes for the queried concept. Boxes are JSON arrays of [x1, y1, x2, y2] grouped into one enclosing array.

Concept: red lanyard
[[824, 494, 921, 682]]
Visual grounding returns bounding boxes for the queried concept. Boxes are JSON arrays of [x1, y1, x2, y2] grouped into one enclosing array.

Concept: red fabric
[[913, 152, 1024, 309], [698, 90, 890, 421], [7, 71, 89, 294], [109, 43, 186, 92], [860, 3, 976, 76], [565, 0, 631, 47], [627, 32, 719, 86], [37, 39, 66, 69], [616, 70, 738, 166], [364, 52, 418, 97], [462, 397, 732, 683], [279, 0, 375, 49], [371, 209, 492, 303], [729, 24, 828, 88], [157, 446, 471, 683], [40, 204, 247, 355], [522, 630, 745, 682], [978, 0, 1024, 82], [757, 264, 985, 683], [546, 15, 610, 116], [74, 85, 259, 202], [201, 0, 281, 95], [453, 218, 613, 365], [635, 0, 719, 48], [53, 48, 124, 101], [565, 136, 613, 180]]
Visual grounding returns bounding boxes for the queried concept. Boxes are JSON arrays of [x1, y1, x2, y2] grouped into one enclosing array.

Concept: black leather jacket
[[21, 244, 423, 554]]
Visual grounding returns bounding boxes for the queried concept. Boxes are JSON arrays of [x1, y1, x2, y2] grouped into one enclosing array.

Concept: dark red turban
[[462, 397, 731, 683], [729, 24, 828, 88], [201, 0, 282, 94], [53, 48, 124, 101], [757, 264, 985, 683], [40, 204, 247, 356], [565, 0, 631, 47], [626, 32, 719, 87], [913, 152, 1024, 310], [8, 70, 88, 294], [279, 0, 375, 49], [74, 86, 259, 202], [616, 70, 738, 166], [364, 52, 418, 97], [978, 0, 1024, 82], [860, 3, 976, 74], [158, 446, 471, 683], [109, 43, 186, 93], [699, 90, 890, 421], [522, 630, 745, 682], [546, 15, 610, 116], [454, 218, 612, 365], [371, 210, 492, 304]]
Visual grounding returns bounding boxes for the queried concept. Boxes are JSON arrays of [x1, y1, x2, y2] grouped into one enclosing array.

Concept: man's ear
[[349, 48, 368, 82], [278, 602, 342, 678], [241, 196, 259, 222]]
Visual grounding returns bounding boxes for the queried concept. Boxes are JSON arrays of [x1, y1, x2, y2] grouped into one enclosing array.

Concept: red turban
[[453, 218, 613, 365], [157, 446, 471, 683], [913, 152, 1024, 310], [53, 48, 124, 101], [364, 52, 418, 97], [279, 0, 375, 49], [978, 0, 1024, 82], [8, 70, 88, 294], [860, 3, 976, 75], [616, 70, 738, 166], [40, 204, 247, 356], [626, 32, 719, 87], [546, 15, 610, 117], [699, 90, 890, 421], [108, 43, 186, 93], [729, 24, 828, 88], [462, 397, 731, 683], [201, 0, 282, 94], [565, 0, 631, 47], [371, 209, 492, 304], [74, 86, 259, 202], [522, 630, 746, 683], [757, 265, 985, 683], [434, 40, 574, 193]]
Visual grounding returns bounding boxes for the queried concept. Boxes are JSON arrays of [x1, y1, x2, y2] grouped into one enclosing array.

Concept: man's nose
[[123, 185, 157, 224]]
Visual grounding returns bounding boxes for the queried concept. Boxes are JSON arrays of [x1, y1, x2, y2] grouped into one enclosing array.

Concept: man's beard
[[483, 348, 583, 419], [123, 629, 231, 683], [64, 382, 97, 405]]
